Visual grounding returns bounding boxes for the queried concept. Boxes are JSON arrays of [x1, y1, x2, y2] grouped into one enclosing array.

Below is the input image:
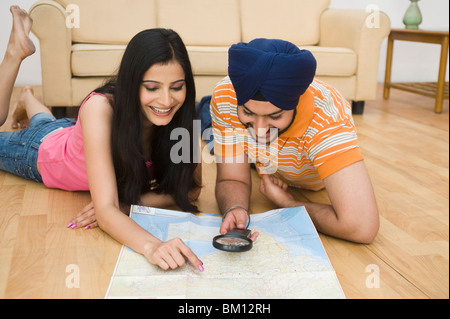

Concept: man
[[211, 38, 378, 244]]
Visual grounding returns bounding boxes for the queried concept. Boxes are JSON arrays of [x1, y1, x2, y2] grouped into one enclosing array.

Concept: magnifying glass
[[213, 228, 253, 252]]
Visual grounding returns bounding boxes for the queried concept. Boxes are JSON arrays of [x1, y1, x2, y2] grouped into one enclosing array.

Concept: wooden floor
[[0, 84, 448, 299]]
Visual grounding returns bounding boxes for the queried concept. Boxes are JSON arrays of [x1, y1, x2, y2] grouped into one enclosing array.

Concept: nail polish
[[67, 222, 73, 228], [85, 225, 91, 230], [198, 264, 204, 272], [71, 224, 77, 229]]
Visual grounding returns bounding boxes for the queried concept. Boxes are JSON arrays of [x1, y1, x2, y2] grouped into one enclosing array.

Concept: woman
[[0, 6, 203, 272]]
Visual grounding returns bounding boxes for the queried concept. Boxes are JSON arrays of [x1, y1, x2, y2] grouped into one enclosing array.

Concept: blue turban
[[228, 38, 317, 110]]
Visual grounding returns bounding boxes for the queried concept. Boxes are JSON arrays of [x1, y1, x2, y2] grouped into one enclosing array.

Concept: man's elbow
[[345, 210, 380, 244], [351, 221, 379, 244]]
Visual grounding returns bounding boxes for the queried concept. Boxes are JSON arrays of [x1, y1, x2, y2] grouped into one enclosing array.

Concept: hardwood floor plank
[[4, 215, 47, 298]]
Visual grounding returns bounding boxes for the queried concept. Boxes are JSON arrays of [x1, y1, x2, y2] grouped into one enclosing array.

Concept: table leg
[[435, 35, 449, 113], [384, 36, 394, 99]]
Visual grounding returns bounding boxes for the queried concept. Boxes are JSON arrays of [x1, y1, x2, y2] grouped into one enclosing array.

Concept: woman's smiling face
[[139, 60, 186, 126]]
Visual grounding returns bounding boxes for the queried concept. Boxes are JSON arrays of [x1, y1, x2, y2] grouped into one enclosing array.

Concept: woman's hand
[[68, 203, 204, 272], [67, 201, 98, 229], [68, 201, 130, 229], [143, 238, 204, 272]]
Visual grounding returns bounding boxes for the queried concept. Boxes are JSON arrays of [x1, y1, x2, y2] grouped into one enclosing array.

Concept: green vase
[[403, 0, 423, 29]]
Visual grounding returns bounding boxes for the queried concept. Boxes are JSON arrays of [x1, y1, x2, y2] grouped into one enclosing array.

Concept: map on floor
[[105, 205, 345, 299]]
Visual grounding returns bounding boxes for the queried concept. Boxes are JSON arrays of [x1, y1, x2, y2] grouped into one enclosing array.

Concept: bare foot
[[11, 86, 34, 129], [7, 5, 35, 61]]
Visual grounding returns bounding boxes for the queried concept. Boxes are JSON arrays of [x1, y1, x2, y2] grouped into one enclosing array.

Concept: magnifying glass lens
[[215, 236, 251, 247], [212, 228, 253, 252]]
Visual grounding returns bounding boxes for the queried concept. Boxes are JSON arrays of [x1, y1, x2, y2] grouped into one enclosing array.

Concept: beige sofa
[[29, 0, 390, 114]]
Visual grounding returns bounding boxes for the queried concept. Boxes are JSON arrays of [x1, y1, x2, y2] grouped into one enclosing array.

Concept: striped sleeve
[[210, 79, 244, 158], [305, 80, 363, 179], [307, 124, 363, 179]]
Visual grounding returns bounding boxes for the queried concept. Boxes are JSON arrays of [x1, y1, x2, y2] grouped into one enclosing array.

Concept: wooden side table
[[383, 28, 449, 113]]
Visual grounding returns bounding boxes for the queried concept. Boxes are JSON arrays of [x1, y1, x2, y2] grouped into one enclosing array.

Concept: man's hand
[[219, 208, 259, 242], [259, 174, 298, 207]]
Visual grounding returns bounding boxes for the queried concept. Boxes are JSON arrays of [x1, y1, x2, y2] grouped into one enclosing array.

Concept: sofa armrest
[[320, 8, 390, 100], [29, 0, 73, 107]]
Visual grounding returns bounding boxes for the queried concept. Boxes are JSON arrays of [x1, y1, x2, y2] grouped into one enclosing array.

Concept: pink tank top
[[37, 92, 108, 191]]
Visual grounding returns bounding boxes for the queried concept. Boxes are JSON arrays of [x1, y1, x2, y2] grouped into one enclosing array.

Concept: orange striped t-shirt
[[210, 76, 363, 191]]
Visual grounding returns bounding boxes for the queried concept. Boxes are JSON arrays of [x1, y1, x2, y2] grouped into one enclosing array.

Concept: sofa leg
[[51, 106, 67, 119], [352, 101, 365, 114]]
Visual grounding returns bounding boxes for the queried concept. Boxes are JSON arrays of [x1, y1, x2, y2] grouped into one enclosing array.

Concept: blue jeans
[[0, 113, 75, 182]]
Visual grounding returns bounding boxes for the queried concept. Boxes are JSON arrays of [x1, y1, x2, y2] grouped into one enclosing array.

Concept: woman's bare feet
[[11, 86, 34, 129], [7, 5, 35, 62], [0, 6, 36, 127]]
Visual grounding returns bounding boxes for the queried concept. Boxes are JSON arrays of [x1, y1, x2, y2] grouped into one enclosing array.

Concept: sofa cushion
[[304, 46, 357, 77], [55, 0, 157, 44], [240, 0, 330, 46], [187, 46, 357, 77], [71, 44, 125, 76], [71, 44, 357, 78], [71, 44, 230, 77], [187, 46, 229, 75], [157, 0, 241, 46]]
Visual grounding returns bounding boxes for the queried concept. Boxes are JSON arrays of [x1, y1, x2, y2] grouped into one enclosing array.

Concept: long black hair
[[94, 28, 200, 212]]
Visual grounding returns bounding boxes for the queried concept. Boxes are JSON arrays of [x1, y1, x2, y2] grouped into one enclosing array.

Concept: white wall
[[0, 0, 41, 86], [329, 0, 449, 83], [0, 0, 448, 86]]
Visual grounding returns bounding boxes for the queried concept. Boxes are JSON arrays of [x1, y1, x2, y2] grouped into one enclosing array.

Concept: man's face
[[237, 100, 296, 144]]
